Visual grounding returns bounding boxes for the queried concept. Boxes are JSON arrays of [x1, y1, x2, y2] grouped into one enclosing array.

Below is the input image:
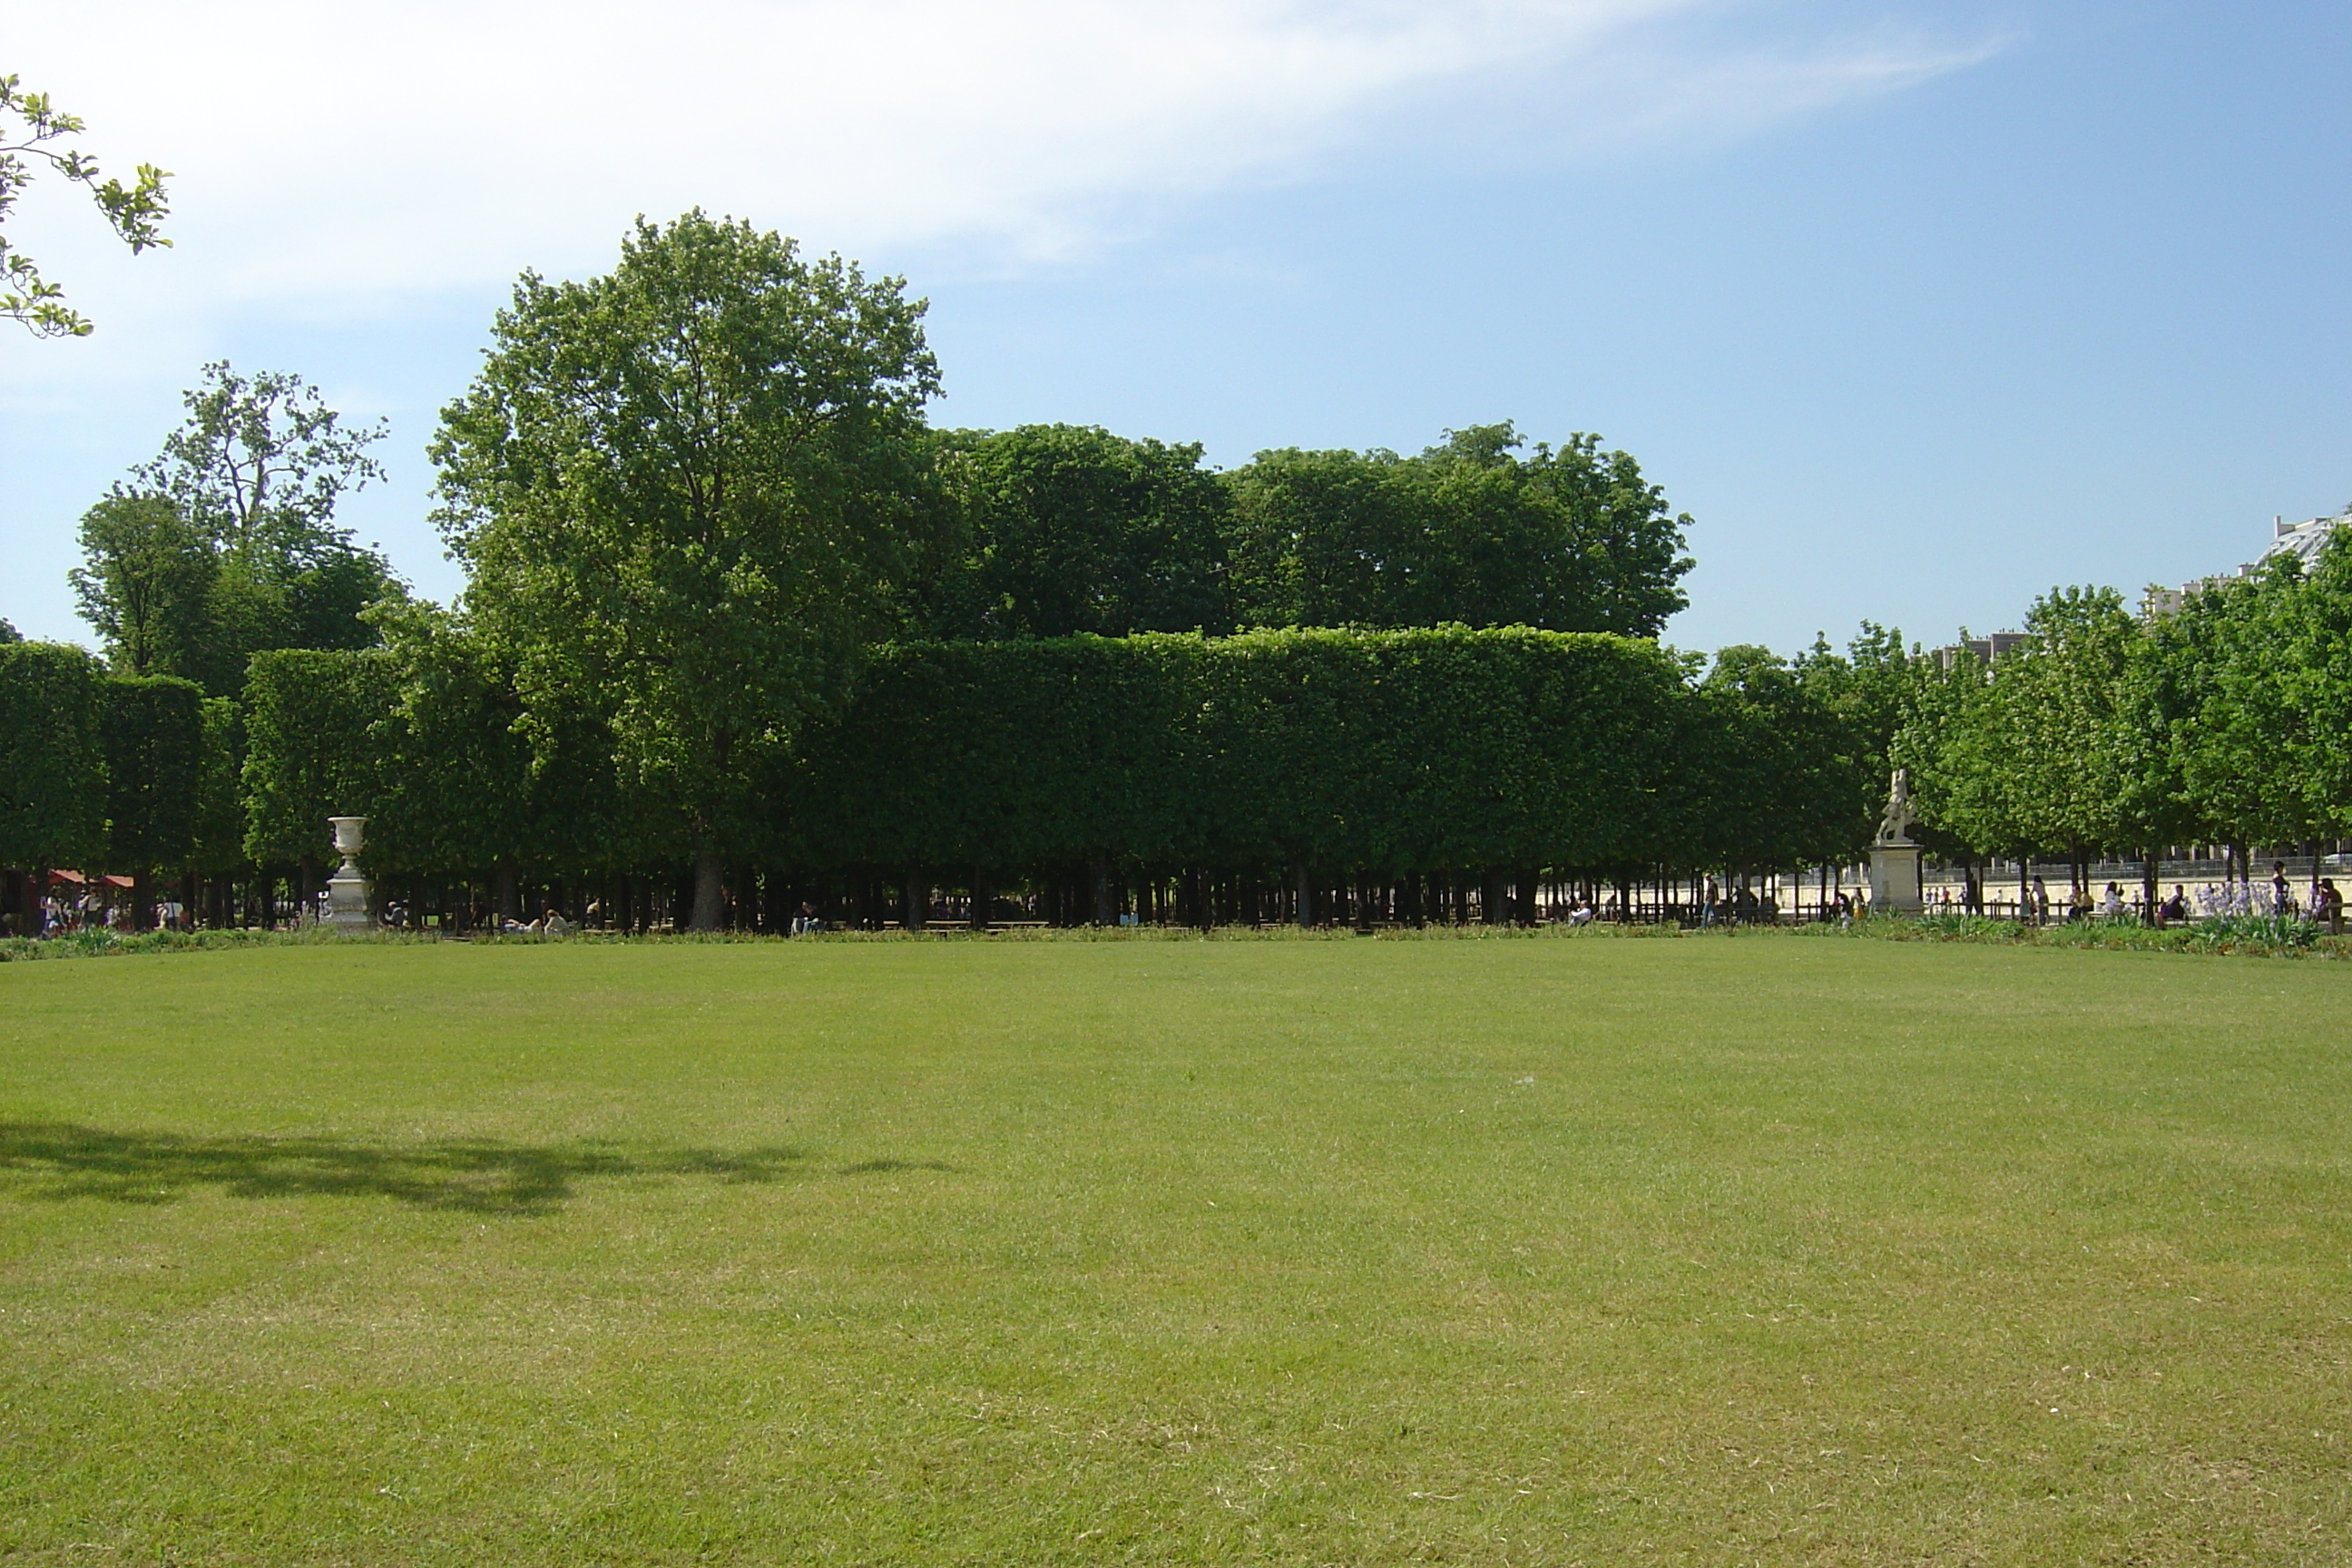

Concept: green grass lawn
[[2, 934, 2347, 1565]]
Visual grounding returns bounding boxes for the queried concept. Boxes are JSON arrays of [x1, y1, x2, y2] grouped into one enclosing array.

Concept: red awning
[[98, 874, 134, 889], [47, 869, 86, 886]]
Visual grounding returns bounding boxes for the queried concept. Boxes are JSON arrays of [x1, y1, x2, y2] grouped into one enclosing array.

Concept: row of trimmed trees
[[169, 625, 1867, 932], [17, 546, 2352, 934], [1899, 536, 2352, 906], [3, 623, 1877, 933], [0, 643, 239, 932]]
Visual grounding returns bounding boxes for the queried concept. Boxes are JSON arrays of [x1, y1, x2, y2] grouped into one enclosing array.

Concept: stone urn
[[326, 816, 371, 931]]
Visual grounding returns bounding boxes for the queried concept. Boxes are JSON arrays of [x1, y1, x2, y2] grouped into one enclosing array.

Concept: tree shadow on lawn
[[0, 1122, 808, 1216]]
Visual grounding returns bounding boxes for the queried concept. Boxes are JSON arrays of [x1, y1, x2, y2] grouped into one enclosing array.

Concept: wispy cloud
[[5, 0, 2008, 306]]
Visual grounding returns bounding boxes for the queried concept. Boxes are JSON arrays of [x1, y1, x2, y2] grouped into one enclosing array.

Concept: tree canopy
[[918, 425, 1231, 639], [71, 364, 401, 696], [431, 210, 944, 928], [1224, 425, 1693, 635]]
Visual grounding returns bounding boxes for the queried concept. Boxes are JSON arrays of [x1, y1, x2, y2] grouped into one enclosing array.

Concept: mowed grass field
[[2, 935, 2347, 1566]]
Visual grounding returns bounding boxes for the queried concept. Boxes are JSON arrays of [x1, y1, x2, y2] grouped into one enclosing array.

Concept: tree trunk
[[688, 850, 725, 932], [1295, 863, 1314, 928], [902, 865, 925, 932], [495, 860, 520, 925], [1091, 855, 1113, 927], [2142, 850, 2160, 923], [1514, 870, 1538, 927]]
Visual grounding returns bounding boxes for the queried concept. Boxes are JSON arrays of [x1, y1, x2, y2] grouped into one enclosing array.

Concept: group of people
[[1697, 878, 1781, 927], [1968, 863, 2348, 932]]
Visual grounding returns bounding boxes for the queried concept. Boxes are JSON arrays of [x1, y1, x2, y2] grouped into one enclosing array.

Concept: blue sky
[[5, 0, 2347, 657]]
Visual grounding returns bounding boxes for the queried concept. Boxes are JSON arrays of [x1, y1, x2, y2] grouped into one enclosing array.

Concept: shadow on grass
[[837, 1157, 955, 1175], [0, 1122, 808, 1215]]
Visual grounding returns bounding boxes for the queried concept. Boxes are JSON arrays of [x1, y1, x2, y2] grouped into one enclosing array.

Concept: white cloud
[[4, 0, 2004, 306]]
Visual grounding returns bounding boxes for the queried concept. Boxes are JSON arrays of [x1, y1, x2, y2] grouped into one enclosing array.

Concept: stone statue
[[1867, 769, 1926, 915], [1876, 769, 1917, 846]]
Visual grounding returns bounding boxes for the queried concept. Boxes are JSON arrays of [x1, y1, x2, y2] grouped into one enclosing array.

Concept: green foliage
[[0, 74, 170, 338], [0, 642, 106, 868], [918, 425, 1232, 639], [240, 649, 400, 865], [2192, 912, 2318, 950], [1901, 589, 2190, 865], [1223, 425, 1693, 636], [1693, 643, 1876, 868], [433, 211, 944, 910], [189, 697, 245, 875], [82, 364, 402, 696], [2164, 537, 2352, 849], [0, 616, 20, 643], [97, 675, 205, 873], [786, 627, 1687, 874], [70, 491, 215, 677], [363, 606, 619, 877]]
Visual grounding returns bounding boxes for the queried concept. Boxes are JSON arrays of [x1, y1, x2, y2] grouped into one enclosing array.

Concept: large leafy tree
[[1224, 425, 1692, 634], [432, 211, 943, 929], [68, 491, 215, 678], [920, 424, 1231, 639], [74, 364, 402, 694], [2273, 531, 2352, 832], [2171, 544, 2352, 858], [0, 74, 170, 338]]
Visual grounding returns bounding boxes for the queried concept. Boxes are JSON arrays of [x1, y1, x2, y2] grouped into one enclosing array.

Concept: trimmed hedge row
[[781, 629, 1690, 872], [14, 627, 1860, 916], [234, 627, 1764, 879]]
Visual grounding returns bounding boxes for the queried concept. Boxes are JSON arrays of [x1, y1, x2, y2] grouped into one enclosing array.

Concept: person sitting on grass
[[541, 908, 570, 936]]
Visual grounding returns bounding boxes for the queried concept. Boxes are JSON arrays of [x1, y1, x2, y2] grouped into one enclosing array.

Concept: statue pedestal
[[1868, 842, 1925, 916]]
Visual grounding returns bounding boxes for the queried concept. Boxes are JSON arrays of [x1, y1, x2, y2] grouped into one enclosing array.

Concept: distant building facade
[[1932, 631, 2030, 671], [2143, 510, 2349, 617]]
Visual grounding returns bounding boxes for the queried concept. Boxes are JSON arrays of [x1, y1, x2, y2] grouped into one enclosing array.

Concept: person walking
[[2272, 861, 2294, 917]]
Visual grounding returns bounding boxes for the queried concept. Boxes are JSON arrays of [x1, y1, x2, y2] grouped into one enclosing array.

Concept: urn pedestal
[[326, 816, 371, 931]]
